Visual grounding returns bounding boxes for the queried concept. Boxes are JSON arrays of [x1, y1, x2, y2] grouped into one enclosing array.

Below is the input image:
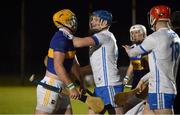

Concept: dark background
[[0, 0, 180, 79]]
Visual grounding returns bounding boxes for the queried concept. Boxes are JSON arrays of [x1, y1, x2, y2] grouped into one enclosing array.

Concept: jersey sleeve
[[128, 35, 156, 57], [52, 34, 68, 53], [92, 32, 110, 45]]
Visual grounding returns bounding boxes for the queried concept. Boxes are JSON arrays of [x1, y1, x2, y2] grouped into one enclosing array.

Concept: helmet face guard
[[91, 10, 112, 26], [89, 10, 112, 33], [53, 9, 77, 33], [129, 24, 147, 42], [148, 5, 171, 31]]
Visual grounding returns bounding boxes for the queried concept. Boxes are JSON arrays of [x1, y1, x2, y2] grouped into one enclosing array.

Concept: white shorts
[[36, 76, 71, 113]]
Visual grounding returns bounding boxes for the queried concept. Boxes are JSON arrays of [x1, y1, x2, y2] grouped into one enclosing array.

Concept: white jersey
[[90, 29, 122, 87], [128, 28, 180, 94]]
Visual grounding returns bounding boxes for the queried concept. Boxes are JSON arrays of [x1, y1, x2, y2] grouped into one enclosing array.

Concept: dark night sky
[[0, 0, 180, 76]]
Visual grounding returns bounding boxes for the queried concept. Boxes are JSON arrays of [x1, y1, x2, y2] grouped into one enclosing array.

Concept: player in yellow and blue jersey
[[123, 24, 149, 89], [35, 9, 81, 114]]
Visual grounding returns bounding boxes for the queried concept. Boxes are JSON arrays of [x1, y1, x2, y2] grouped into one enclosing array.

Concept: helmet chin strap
[[151, 25, 156, 31], [150, 18, 157, 31]]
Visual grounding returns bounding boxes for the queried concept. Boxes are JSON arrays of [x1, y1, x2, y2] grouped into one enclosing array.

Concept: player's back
[[148, 28, 180, 93]]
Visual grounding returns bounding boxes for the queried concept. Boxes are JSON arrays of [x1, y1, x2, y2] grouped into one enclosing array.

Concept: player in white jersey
[[123, 5, 180, 114], [122, 24, 149, 113], [171, 11, 180, 114], [68, 10, 124, 114]]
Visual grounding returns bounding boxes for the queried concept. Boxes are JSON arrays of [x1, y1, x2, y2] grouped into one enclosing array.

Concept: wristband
[[67, 83, 75, 90]]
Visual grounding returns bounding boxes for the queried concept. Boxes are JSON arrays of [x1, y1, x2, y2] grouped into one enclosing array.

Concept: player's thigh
[[114, 107, 124, 114], [143, 103, 173, 114], [36, 85, 60, 113], [94, 85, 124, 107], [154, 109, 173, 114], [143, 102, 155, 114]]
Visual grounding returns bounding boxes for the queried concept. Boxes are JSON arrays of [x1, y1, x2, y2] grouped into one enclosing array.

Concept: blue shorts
[[94, 85, 124, 107], [148, 93, 176, 110]]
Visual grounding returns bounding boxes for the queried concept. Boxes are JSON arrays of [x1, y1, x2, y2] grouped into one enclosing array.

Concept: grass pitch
[[0, 86, 88, 114], [0, 86, 130, 114]]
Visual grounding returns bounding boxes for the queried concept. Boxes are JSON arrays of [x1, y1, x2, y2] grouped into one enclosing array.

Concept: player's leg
[[142, 101, 172, 114], [35, 76, 69, 114], [35, 84, 58, 114], [142, 102, 155, 114], [88, 107, 106, 114], [91, 85, 124, 114]]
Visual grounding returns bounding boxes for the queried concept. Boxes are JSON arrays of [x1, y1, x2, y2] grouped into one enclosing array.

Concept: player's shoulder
[[52, 31, 68, 41], [95, 29, 112, 37], [146, 29, 162, 40]]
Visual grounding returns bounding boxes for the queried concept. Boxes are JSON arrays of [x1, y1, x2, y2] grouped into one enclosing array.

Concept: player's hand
[[136, 79, 147, 94], [122, 45, 131, 53], [79, 79, 86, 92], [123, 76, 130, 85], [69, 88, 80, 100], [99, 19, 107, 29]]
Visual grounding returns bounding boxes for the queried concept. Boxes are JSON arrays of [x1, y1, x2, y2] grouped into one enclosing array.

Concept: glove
[[123, 75, 130, 85]]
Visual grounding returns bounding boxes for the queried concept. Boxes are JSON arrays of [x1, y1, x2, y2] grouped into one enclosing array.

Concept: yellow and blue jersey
[[130, 54, 149, 75], [47, 30, 76, 75], [129, 44, 149, 89]]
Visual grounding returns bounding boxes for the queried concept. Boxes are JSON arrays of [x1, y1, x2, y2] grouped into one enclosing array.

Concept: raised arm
[[72, 36, 96, 48]]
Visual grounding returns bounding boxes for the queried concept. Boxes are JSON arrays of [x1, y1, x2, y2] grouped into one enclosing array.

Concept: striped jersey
[[89, 29, 122, 87], [47, 28, 76, 75], [130, 44, 149, 76], [128, 28, 180, 94]]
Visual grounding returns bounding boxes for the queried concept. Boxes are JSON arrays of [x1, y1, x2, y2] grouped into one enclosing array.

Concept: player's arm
[[80, 65, 92, 75], [53, 51, 80, 99], [54, 51, 72, 85], [136, 72, 150, 93], [70, 56, 86, 91], [123, 36, 156, 57], [123, 61, 133, 85], [72, 36, 96, 48], [70, 56, 81, 81]]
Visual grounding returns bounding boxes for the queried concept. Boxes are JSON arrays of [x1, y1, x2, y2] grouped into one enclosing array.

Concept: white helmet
[[129, 24, 147, 41]]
